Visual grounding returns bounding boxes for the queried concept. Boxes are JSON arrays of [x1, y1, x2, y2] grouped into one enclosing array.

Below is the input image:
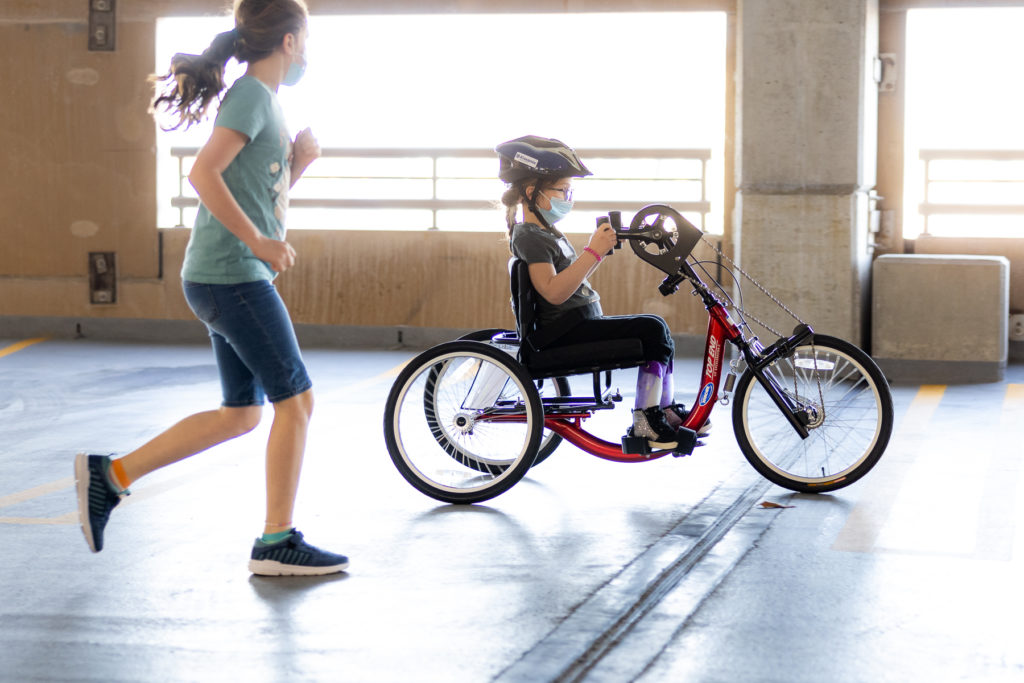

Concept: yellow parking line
[[831, 384, 946, 553], [0, 359, 414, 525], [0, 476, 73, 510], [0, 337, 48, 359], [317, 359, 410, 400], [972, 384, 1024, 560], [0, 512, 77, 525]]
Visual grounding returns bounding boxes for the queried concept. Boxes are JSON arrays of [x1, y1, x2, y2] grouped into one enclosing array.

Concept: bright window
[[904, 8, 1024, 239], [156, 12, 726, 232]]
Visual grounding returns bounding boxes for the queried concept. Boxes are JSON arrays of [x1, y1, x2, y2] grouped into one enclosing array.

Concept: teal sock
[[259, 529, 294, 545]]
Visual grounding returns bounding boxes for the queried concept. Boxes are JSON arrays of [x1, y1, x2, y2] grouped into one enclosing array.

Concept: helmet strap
[[523, 182, 553, 230]]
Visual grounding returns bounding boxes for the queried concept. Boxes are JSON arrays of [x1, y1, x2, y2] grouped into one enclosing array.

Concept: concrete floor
[[1, 338, 1023, 682]]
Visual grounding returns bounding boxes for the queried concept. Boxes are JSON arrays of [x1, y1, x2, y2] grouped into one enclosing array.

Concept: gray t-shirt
[[510, 222, 602, 326]]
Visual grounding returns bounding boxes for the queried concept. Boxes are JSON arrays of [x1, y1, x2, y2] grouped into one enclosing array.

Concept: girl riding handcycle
[[383, 136, 894, 504]]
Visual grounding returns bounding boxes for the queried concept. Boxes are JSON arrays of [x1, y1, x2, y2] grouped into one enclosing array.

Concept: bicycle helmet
[[496, 135, 592, 184]]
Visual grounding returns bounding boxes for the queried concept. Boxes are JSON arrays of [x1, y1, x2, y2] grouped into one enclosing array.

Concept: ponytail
[[501, 184, 525, 237], [149, 0, 309, 131], [150, 30, 239, 131]]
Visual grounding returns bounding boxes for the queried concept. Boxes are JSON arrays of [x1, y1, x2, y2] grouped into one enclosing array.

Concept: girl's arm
[[528, 258, 598, 306], [527, 222, 618, 305], [188, 126, 296, 273], [290, 127, 321, 188]]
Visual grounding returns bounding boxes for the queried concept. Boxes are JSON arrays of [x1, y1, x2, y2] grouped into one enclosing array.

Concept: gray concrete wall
[[736, 0, 879, 345]]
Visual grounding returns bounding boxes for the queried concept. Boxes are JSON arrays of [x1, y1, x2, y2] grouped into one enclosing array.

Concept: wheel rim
[[394, 350, 538, 494], [740, 344, 884, 484]]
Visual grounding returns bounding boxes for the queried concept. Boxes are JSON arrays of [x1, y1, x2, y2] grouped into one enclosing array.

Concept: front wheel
[[732, 335, 893, 493]]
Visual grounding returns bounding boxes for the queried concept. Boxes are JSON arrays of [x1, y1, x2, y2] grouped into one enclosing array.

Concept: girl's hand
[[587, 221, 618, 256], [292, 127, 321, 174], [251, 236, 297, 273]]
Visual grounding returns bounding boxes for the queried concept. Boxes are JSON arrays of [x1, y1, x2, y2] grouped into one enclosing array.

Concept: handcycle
[[382, 204, 894, 504]]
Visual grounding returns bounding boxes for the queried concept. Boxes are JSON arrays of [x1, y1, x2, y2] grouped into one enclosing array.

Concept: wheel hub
[[803, 403, 825, 429], [452, 412, 476, 435]]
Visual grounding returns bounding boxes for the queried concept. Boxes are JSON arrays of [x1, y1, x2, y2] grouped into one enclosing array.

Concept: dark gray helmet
[[496, 135, 592, 184]]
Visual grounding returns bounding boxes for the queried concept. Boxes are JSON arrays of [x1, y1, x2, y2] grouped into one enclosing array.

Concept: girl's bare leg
[[263, 389, 313, 535], [119, 405, 264, 483]]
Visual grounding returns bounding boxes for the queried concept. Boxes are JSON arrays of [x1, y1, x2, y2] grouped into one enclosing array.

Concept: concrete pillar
[[735, 0, 879, 345]]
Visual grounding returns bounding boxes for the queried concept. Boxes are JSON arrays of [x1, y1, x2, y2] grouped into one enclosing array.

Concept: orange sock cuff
[[109, 458, 132, 491]]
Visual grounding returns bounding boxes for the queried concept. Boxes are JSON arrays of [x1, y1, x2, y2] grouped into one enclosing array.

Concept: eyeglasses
[[546, 187, 574, 202]]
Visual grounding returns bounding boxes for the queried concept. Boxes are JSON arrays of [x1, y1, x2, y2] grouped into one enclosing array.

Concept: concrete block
[[872, 254, 1009, 383]]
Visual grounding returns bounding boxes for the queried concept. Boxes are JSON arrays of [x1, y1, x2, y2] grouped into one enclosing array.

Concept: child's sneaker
[[664, 404, 712, 436], [74, 453, 125, 553], [249, 530, 349, 576], [631, 406, 679, 449]]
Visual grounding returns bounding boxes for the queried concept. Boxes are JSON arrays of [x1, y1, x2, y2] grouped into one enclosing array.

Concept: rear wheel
[[456, 329, 568, 467], [732, 335, 893, 493], [384, 341, 543, 504]]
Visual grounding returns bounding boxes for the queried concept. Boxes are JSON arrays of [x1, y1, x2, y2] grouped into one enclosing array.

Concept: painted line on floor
[[0, 358, 414, 525], [973, 383, 1024, 561], [0, 476, 76, 526], [0, 337, 48, 359], [0, 476, 73, 510], [0, 467, 217, 526], [831, 384, 946, 553], [316, 358, 411, 401], [0, 512, 77, 525]]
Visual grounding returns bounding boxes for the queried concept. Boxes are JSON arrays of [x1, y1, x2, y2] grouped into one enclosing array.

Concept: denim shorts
[[183, 280, 312, 406]]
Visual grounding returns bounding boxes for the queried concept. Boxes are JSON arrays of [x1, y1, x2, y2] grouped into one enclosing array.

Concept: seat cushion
[[525, 339, 646, 378]]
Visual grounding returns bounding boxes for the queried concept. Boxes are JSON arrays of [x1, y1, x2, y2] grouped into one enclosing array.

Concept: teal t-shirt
[[181, 75, 292, 284]]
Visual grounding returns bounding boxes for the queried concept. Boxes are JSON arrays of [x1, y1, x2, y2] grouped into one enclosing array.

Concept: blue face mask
[[282, 52, 306, 87], [538, 191, 574, 224]]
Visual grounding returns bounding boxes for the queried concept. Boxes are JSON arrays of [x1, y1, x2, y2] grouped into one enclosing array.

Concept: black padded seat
[[522, 339, 646, 379], [509, 258, 646, 379]]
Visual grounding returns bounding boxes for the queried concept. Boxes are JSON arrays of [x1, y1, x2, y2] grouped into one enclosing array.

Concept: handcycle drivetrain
[[382, 205, 894, 504]]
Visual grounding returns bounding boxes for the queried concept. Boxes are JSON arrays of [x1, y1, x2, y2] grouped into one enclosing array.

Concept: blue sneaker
[[248, 530, 349, 576], [74, 453, 125, 553]]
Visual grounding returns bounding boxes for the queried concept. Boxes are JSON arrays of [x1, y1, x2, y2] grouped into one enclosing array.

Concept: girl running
[[75, 0, 348, 576]]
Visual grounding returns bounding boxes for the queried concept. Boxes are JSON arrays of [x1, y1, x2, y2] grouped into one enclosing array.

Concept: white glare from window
[[156, 12, 726, 233], [904, 8, 1024, 239]]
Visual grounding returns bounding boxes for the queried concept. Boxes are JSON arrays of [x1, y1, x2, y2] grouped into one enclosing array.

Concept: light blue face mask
[[538, 191, 574, 224], [282, 52, 307, 87]]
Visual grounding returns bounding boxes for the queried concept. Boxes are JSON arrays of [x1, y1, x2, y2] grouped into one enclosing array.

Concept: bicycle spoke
[[735, 336, 892, 491]]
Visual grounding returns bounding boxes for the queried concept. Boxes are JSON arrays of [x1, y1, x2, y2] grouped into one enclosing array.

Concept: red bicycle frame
[[542, 302, 743, 463]]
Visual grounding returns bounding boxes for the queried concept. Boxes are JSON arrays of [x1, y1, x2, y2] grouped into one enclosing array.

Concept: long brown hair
[[150, 0, 308, 131]]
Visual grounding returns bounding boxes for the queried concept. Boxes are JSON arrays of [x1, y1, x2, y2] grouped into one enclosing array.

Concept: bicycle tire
[[384, 341, 543, 504], [732, 334, 893, 493], [454, 329, 568, 468]]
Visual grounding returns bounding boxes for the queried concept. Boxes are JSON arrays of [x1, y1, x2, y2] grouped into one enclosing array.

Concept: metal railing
[[919, 149, 1024, 236], [170, 147, 712, 231]]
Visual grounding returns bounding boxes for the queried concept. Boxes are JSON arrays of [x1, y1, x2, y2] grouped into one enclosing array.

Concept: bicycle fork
[[699, 299, 816, 442], [734, 323, 817, 440]]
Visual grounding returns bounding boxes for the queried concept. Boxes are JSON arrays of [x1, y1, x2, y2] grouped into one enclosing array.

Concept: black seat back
[[507, 257, 646, 379], [508, 257, 536, 351]]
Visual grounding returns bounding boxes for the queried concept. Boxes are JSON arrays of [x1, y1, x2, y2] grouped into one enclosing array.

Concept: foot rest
[[673, 427, 698, 456], [621, 427, 699, 456], [621, 434, 650, 455]]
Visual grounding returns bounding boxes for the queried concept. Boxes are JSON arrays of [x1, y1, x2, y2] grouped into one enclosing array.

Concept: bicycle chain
[[697, 235, 825, 423], [698, 235, 806, 338]]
